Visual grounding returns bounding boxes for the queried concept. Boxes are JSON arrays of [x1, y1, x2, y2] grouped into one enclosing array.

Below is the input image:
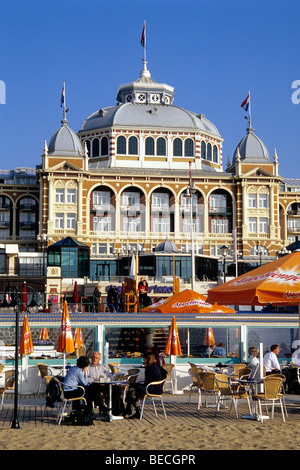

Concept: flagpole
[[143, 20, 146, 63], [248, 89, 251, 128]]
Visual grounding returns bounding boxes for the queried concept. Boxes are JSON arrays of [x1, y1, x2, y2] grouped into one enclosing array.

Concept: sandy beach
[[1, 394, 300, 452]]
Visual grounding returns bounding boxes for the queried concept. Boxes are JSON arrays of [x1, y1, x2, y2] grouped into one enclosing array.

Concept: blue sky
[[1, 0, 300, 178]]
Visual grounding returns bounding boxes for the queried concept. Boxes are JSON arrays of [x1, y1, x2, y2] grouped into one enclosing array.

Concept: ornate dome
[[156, 239, 179, 253], [232, 125, 269, 164], [79, 61, 220, 137], [48, 116, 83, 157]]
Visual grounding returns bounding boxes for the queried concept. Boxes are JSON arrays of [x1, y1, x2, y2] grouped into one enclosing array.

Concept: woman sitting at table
[[124, 352, 166, 419], [63, 355, 93, 412]]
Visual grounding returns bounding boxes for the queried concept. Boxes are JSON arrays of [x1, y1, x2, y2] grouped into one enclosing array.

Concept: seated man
[[263, 344, 281, 374], [87, 351, 123, 416], [212, 342, 226, 357]]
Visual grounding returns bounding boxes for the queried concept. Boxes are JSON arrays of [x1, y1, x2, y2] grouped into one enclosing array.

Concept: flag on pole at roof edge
[[60, 82, 65, 108], [141, 22, 146, 48], [241, 92, 250, 112]]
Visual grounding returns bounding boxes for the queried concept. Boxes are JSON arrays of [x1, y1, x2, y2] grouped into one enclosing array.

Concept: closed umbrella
[[73, 281, 79, 304], [164, 316, 182, 393], [39, 328, 49, 341], [57, 300, 75, 375], [203, 327, 215, 357], [73, 327, 84, 355], [21, 282, 27, 312], [19, 315, 34, 355]]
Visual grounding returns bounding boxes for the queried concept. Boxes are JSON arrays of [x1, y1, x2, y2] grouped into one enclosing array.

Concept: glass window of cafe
[[0, 327, 96, 361], [247, 327, 299, 361], [105, 326, 240, 358]]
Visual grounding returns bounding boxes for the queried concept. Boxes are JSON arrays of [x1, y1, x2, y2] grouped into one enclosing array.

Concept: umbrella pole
[[170, 356, 183, 395]]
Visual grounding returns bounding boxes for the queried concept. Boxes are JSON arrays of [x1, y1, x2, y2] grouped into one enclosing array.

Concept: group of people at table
[[62, 350, 167, 420]]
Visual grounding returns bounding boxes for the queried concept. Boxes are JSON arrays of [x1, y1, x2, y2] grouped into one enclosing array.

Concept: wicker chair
[[37, 363, 53, 395], [162, 363, 174, 392], [0, 370, 15, 410], [140, 378, 167, 420], [252, 375, 286, 423], [188, 368, 203, 409], [56, 380, 87, 425], [108, 362, 119, 374], [214, 373, 252, 419], [199, 371, 219, 407]]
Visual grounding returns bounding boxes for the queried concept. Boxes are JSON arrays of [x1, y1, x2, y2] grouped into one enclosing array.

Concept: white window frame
[[66, 213, 76, 229], [248, 217, 257, 233], [153, 217, 170, 233], [248, 194, 257, 208], [259, 217, 268, 233], [66, 189, 76, 204], [55, 189, 64, 204], [211, 218, 229, 234], [258, 194, 268, 208], [93, 216, 111, 232], [55, 213, 64, 229]]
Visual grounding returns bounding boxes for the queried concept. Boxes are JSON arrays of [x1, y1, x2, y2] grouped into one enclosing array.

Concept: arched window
[[213, 145, 218, 163], [173, 138, 182, 156], [201, 141, 206, 159], [157, 137, 166, 156], [184, 138, 194, 157], [145, 137, 155, 155], [92, 138, 99, 157], [207, 143, 212, 161], [129, 136, 138, 155], [101, 136, 108, 156], [117, 136, 126, 154]]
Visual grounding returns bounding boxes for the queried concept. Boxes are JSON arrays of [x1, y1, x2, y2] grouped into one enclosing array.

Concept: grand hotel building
[[0, 59, 299, 302]]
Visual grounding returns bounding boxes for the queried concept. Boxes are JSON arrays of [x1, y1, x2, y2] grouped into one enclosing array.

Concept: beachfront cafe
[[0, 309, 299, 394]]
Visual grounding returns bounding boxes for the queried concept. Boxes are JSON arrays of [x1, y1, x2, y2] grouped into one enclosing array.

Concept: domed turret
[[157, 239, 178, 253], [48, 114, 83, 157], [232, 124, 269, 164]]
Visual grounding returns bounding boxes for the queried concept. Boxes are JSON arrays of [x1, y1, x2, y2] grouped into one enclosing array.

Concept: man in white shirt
[[87, 351, 113, 384], [263, 344, 281, 374]]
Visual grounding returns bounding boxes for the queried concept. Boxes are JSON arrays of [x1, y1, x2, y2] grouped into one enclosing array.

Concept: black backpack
[[45, 377, 63, 408], [69, 407, 94, 426]]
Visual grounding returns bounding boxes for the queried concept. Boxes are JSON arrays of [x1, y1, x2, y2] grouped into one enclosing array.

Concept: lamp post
[[11, 289, 20, 429], [185, 162, 196, 290], [37, 234, 52, 276], [220, 245, 229, 283], [277, 247, 291, 258], [255, 241, 264, 266]]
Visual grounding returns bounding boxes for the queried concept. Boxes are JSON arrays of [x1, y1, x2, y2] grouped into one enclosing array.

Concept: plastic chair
[[252, 375, 286, 423], [140, 378, 167, 420], [37, 363, 53, 395], [162, 364, 174, 392], [214, 373, 252, 419], [0, 370, 15, 410], [56, 381, 87, 425]]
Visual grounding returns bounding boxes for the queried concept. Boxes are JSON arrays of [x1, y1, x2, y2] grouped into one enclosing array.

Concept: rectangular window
[[210, 194, 226, 213], [248, 194, 257, 208], [55, 189, 64, 204], [93, 191, 110, 209], [121, 192, 140, 210], [153, 217, 170, 232], [248, 217, 257, 233], [152, 193, 169, 211], [211, 218, 229, 233], [66, 189, 76, 204], [66, 213, 76, 229], [123, 217, 141, 232], [93, 216, 111, 232], [259, 217, 268, 233], [258, 194, 268, 208], [55, 213, 64, 229]]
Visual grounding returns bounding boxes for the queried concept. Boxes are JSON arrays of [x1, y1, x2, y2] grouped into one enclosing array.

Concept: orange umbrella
[[164, 316, 182, 356], [21, 281, 27, 312], [57, 300, 75, 354], [19, 315, 34, 355], [73, 327, 84, 349], [39, 328, 49, 340], [73, 281, 79, 304], [203, 327, 215, 346], [57, 301, 75, 374], [141, 289, 235, 314], [207, 250, 300, 307]]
